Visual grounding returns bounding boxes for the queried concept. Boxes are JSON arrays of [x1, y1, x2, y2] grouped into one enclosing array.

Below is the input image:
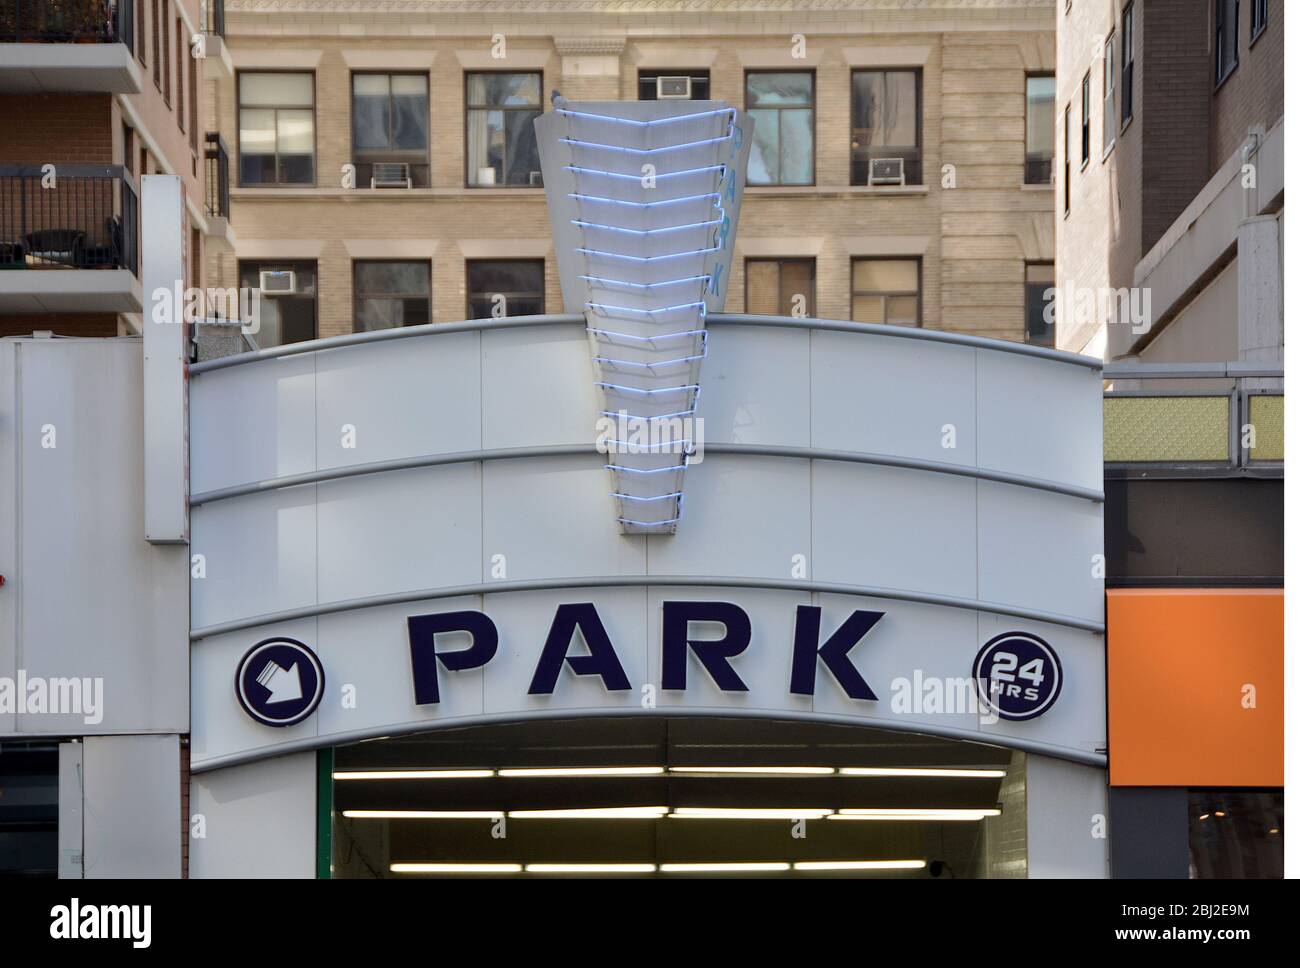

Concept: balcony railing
[[202, 0, 223, 38], [0, 0, 134, 50], [0, 164, 138, 274], [205, 132, 230, 220]]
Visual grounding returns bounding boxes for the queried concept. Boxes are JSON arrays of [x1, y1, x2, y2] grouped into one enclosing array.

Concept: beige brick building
[[207, 0, 1058, 344]]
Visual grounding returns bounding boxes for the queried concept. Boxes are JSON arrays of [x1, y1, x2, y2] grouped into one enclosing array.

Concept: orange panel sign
[[1107, 588, 1283, 787]]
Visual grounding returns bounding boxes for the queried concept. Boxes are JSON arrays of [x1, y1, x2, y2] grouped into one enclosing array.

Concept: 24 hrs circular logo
[[972, 632, 1061, 721]]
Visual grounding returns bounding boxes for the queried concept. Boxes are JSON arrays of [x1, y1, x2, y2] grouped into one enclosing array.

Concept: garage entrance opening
[[327, 718, 1026, 878]]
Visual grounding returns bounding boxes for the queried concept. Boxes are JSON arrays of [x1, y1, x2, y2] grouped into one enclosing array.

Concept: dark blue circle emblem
[[235, 637, 325, 728], [972, 632, 1061, 721]]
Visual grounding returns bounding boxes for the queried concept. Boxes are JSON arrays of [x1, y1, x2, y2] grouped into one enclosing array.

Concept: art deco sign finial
[[536, 95, 753, 533]]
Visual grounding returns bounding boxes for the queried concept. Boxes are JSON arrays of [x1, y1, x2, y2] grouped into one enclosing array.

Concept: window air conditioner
[[370, 162, 412, 189], [656, 75, 692, 99], [868, 158, 905, 186], [259, 269, 298, 295]]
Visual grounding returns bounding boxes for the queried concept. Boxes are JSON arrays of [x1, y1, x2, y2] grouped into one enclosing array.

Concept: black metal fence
[[0, 0, 134, 49], [0, 165, 139, 274], [205, 132, 230, 220]]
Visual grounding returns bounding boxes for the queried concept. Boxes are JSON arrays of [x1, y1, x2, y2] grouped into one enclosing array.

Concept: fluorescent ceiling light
[[837, 768, 1008, 779], [671, 807, 833, 820], [507, 806, 669, 819], [391, 863, 522, 874], [497, 766, 665, 778], [525, 863, 657, 873], [660, 862, 791, 873], [342, 810, 504, 820], [792, 860, 927, 871], [333, 770, 493, 781], [669, 767, 835, 776], [830, 808, 1001, 822]]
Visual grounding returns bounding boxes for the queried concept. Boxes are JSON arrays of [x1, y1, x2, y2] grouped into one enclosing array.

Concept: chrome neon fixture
[[537, 94, 753, 533]]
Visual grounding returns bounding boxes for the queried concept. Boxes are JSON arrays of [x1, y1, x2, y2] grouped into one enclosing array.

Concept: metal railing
[[202, 0, 222, 38], [205, 132, 230, 220], [0, 164, 138, 274], [0, 0, 133, 49], [1102, 363, 1284, 471]]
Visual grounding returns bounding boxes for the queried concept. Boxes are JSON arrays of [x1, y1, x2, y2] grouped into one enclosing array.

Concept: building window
[[467, 260, 545, 318], [238, 72, 316, 186], [137, 0, 146, 66], [638, 70, 711, 100], [1121, 4, 1135, 127], [745, 259, 816, 317], [189, 42, 199, 152], [745, 72, 814, 187], [465, 72, 542, 188], [352, 73, 430, 188], [353, 261, 432, 331], [0, 742, 58, 878], [238, 261, 318, 348], [1025, 263, 1055, 348], [851, 258, 920, 327], [1025, 75, 1054, 184], [1063, 104, 1071, 213], [151, 0, 160, 89], [850, 69, 921, 186], [1215, 0, 1240, 84], [176, 18, 185, 130], [1189, 790, 1283, 878], [162, 0, 171, 104], [122, 124, 134, 173], [1079, 73, 1090, 167], [1102, 34, 1116, 156], [1251, 0, 1269, 40]]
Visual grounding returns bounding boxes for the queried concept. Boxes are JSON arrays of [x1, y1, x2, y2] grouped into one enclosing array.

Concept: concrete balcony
[[0, 164, 142, 313], [0, 0, 142, 93], [201, 0, 231, 80]]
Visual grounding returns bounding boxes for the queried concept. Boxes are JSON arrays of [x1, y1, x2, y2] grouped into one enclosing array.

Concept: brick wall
[[1210, 0, 1284, 171], [0, 95, 113, 164], [212, 6, 1055, 343], [1139, 0, 1209, 253]]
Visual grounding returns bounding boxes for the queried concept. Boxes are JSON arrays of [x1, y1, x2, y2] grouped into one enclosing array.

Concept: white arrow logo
[[255, 660, 303, 704]]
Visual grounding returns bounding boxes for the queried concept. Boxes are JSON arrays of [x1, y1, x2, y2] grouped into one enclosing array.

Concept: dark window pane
[[238, 260, 318, 348], [1189, 790, 1283, 878], [1025, 263, 1055, 347], [467, 260, 544, 318]]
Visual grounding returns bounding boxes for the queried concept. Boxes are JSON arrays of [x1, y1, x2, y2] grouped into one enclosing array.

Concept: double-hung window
[[465, 72, 543, 188], [239, 72, 316, 186], [850, 69, 922, 186], [352, 73, 430, 188], [745, 71, 815, 186]]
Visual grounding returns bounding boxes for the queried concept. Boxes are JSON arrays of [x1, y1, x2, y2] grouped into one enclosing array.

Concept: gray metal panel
[[189, 752, 316, 879], [7, 339, 188, 735], [0, 341, 16, 733], [1108, 786, 1189, 879], [141, 175, 190, 543], [57, 742, 83, 879], [1025, 755, 1109, 878], [82, 734, 181, 879]]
